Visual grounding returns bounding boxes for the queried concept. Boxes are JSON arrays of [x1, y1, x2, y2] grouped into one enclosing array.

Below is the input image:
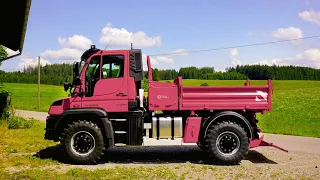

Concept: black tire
[[205, 121, 249, 165], [60, 120, 105, 164], [197, 141, 208, 151]]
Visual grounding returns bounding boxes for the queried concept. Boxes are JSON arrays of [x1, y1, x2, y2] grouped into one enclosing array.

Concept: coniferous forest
[[1, 63, 320, 86]]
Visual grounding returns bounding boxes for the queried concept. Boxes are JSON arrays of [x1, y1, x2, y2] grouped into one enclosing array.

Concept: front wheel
[[197, 141, 208, 151], [205, 121, 249, 165], [60, 120, 105, 164]]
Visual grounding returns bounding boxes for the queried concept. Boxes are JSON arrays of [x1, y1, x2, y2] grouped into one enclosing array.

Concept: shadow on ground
[[33, 144, 277, 165]]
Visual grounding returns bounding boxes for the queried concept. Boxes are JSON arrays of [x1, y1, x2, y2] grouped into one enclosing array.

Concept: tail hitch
[[249, 135, 288, 152]]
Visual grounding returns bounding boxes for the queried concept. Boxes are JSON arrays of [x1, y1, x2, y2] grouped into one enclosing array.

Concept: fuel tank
[[152, 116, 183, 139]]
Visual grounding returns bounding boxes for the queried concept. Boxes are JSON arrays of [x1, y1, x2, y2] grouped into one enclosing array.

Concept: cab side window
[[101, 55, 124, 79]]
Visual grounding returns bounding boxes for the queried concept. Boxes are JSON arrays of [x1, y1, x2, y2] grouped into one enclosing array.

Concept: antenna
[[104, 39, 113, 50], [131, 43, 133, 50]]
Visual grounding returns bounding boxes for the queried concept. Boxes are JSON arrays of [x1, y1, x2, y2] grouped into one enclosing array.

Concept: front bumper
[[44, 115, 61, 141]]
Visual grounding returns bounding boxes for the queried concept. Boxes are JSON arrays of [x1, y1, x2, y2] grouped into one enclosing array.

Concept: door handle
[[116, 93, 127, 97]]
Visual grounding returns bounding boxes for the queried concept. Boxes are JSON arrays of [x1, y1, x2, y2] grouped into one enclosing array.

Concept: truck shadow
[[34, 145, 277, 165]]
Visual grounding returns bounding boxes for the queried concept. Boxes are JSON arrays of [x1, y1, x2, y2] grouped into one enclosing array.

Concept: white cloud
[[40, 48, 83, 62], [215, 68, 227, 72], [231, 59, 241, 66], [12, 36, 85, 70], [170, 49, 189, 56], [40, 34, 92, 64], [255, 48, 320, 68], [229, 48, 239, 57], [298, 10, 320, 25], [17, 55, 51, 71], [154, 56, 174, 64], [271, 27, 303, 45], [299, 49, 320, 64], [229, 48, 241, 66], [142, 54, 158, 66], [99, 23, 161, 48], [142, 54, 175, 70], [13, 23, 166, 71], [256, 58, 293, 66], [58, 35, 93, 51]]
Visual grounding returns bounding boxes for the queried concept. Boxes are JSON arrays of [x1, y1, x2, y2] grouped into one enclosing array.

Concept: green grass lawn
[[0, 80, 319, 178], [0, 83, 69, 112], [0, 119, 180, 179], [1, 80, 320, 138]]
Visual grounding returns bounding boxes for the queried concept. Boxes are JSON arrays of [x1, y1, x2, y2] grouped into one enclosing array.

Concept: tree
[[0, 45, 8, 67]]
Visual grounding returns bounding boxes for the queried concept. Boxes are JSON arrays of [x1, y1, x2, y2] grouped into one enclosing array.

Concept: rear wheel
[[205, 121, 249, 165], [60, 120, 105, 164]]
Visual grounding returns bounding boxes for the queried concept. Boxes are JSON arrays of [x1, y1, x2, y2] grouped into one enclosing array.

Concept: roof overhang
[[0, 0, 32, 62]]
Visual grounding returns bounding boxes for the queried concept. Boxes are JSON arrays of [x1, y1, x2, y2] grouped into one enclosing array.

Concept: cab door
[[81, 53, 128, 112]]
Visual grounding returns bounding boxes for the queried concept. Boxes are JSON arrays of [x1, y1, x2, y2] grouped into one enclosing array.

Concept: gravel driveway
[[7, 145, 320, 179]]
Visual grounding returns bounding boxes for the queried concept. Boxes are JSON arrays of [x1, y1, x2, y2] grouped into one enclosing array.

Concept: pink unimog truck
[[44, 45, 287, 165]]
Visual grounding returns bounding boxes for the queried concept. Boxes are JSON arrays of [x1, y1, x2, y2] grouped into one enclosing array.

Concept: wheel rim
[[70, 131, 95, 156], [216, 131, 240, 156]]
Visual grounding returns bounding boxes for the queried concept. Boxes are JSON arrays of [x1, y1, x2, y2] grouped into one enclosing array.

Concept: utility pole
[[38, 56, 40, 110]]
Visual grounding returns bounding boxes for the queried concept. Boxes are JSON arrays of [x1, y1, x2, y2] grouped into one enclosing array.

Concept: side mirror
[[73, 62, 80, 77], [64, 82, 71, 91], [73, 77, 81, 85], [72, 62, 81, 85]]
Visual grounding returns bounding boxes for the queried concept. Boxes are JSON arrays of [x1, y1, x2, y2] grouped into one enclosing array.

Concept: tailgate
[[180, 80, 273, 111]]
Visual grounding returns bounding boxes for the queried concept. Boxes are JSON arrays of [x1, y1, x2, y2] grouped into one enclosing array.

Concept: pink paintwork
[[49, 53, 273, 116], [48, 50, 133, 115], [249, 134, 288, 152], [183, 117, 202, 143], [48, 96, 82, 115], [46, 49, 288, 158], [148, 81, 179, 111], [146, 56, 273, 113], [78, 50, 133, 112]]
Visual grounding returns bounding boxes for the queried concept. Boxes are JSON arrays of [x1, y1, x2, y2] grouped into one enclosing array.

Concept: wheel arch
[[55, 108, 114, 147], [201, 111, 254, 140]]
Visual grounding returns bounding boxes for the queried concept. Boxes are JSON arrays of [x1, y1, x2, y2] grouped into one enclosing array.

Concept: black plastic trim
[[203, 111, 253, 139], [46, 108, 113, 145], [101, 117, 114, 146], [52, 99, 63, 106], [61, 108, 107, 117]]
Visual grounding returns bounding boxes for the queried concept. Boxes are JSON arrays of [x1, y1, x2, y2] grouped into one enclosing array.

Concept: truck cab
[[48, 45, 144, 115]]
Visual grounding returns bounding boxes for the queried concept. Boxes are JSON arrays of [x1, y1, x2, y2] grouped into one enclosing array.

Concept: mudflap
[[249, 135, 288, 152]]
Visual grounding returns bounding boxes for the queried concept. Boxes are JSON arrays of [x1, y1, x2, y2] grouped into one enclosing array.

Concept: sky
[[1, 0, 320, 72]]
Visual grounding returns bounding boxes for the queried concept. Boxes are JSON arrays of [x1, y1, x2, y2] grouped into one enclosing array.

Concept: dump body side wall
[[147, 77, 272, 112], [180, 86, 271, 111]]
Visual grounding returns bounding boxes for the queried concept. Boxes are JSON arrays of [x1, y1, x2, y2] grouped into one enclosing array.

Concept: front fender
[[52, 108, 113, 145], [61, 108, 107, 117]]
